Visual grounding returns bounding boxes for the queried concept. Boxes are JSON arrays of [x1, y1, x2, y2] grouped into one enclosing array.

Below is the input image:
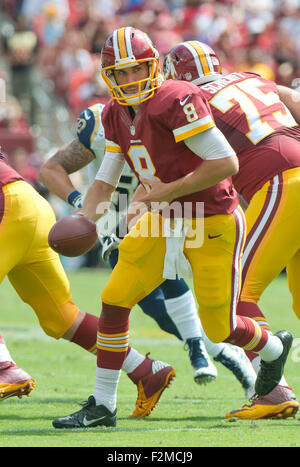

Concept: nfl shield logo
[[184, 72, 192, 81], [130, 125, 135, 136]]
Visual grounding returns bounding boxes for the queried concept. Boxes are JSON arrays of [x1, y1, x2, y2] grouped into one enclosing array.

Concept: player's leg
[[0, 333, 35, 400], [109, 248, 182, 339], [159, 278, 218, 383], [186, 208, 292, 398], [108, 245, 177, 416], [6, 184, 96, 348], [0, 181, 38, 400], [6, 186, 163, 416], [53, 213, 175, 428], [160, 278, 255, 394], [110, 247, 217, 384], [227, 171, 300, 419]]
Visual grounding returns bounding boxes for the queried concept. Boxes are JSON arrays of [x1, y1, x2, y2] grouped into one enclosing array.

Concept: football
[[48, 215, 98, 257]]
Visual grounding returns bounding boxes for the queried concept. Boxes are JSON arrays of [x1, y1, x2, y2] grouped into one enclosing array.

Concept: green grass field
[[1, 268, 300, 448]]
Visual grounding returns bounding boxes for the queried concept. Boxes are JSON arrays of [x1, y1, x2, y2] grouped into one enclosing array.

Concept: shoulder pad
[[77, 108, 96, 150]]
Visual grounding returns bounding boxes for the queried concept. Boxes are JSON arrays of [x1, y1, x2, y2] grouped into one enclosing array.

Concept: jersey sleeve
[[161, 82, 215, 143], [76, 107, 96, 150]]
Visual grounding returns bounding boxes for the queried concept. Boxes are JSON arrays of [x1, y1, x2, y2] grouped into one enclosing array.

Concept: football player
[[40, 99, 258, 397], [52, 27, 292, 429], [163, 40, 300, 419], [0, 150, 176, 415]]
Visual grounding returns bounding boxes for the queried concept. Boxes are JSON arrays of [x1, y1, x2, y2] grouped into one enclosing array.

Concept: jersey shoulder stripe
[[106, 140, 123, 154], [173, 115, 215, 142]]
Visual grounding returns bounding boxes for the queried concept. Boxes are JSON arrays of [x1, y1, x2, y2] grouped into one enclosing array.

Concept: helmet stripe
[[188, 41, 210, 75], [124, 27, 134, 58], [112, 29, 121, 61], [117, 27, 127, 59], [181, 42, 204, 77], [196, 42, 215, 73]]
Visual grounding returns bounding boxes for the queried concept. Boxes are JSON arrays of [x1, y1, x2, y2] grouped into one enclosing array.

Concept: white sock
[[0, 343, 14, 363], [201, 336, 226, 358], [164, 290, 202, 340], [94, 367, 121, 412], [252, 355, 288, 386], [257, 335, 283, 361], [122, 348, 145, 374]]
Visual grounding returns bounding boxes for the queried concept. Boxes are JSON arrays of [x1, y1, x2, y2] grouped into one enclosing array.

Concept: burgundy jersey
[[102, 79, 238, 217], [200, 71, 300, 201], [0, 155, 23, 188]]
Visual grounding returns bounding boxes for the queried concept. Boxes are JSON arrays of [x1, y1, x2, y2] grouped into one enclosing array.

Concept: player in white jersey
[[40, 103, 257, 402]]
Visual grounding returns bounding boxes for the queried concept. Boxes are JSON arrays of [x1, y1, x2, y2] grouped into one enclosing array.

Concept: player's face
[[113, 62, 149, 94]]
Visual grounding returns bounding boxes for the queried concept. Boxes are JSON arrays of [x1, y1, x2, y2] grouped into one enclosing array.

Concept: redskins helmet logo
[[163, 54, 177, 80]]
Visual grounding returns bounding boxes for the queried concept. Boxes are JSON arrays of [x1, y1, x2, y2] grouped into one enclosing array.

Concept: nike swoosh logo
[[208, 234, 222, 239], [180, 95, 190, 106], [82, 415, 106, 427], [84, 110, 91, 120]]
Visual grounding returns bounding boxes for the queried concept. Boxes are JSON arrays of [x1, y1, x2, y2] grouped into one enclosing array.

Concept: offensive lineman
[[163, 39, 300, 419]]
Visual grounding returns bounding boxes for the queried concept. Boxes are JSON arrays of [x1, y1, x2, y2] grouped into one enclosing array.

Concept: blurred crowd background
[[0, 0, 299, 267]]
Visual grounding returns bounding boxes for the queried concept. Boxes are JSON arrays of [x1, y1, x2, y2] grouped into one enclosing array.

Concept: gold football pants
[[241, 168, 300, 319], [0, 180, 79, 337], [102, 208, 245, 343]]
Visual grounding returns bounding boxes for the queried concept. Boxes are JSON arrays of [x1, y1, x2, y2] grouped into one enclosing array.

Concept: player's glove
[[99, 233, 121, 262], [67, 190, 84, 209]]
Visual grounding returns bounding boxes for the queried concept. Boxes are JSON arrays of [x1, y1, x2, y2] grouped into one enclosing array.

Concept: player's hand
[[99, 233, 121, 262], [139, 178, 175, 207]]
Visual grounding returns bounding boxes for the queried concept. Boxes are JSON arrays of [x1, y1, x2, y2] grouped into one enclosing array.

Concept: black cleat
[[52, 396, 117, 429], [255, 330, 293, 397]]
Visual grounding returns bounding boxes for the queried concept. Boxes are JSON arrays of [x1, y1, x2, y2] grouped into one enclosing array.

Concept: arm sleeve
[[184, 126, 236, 160], [95, 151, 125, 187]]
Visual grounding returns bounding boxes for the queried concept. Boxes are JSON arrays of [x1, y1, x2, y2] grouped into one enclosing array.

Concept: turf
[[0, 268, 300, 448]]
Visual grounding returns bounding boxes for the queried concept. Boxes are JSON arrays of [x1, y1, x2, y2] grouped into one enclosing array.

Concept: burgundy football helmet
[[100, 27, 162, 105], [163, 41, 222, 85]]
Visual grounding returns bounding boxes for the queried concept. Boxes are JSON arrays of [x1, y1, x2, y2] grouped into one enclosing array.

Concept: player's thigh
[[102, 213, 166, 308], [286, 248, 300, 321], [8, 250, 79, 339], [185, 210, 245, 343], [241, 170, 300, 303], [0, 182, 36, 283]]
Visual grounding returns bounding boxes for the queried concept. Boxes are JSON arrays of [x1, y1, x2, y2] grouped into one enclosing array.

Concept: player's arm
[[82, 148, 125, 222], [139, 126, 238, 204], [81, 179, 115, 221], [39, 138, 94, 207], [277, 85, 300, 124]]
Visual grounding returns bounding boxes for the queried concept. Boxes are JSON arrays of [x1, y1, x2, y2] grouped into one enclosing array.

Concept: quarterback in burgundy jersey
[[164, 40, 300, 420], [101, 78, 238, 217], [52, 27, 293, 430]]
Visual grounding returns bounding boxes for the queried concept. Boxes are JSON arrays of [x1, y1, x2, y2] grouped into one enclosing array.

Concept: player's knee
[[201, 318, 230, 343], [38, 300, 79, 340], [101, 280, 135, 308]]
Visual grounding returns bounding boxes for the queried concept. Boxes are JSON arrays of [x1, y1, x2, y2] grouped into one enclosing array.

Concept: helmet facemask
[[101, 57, 161, 105], [100, 27, 162, 106]]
